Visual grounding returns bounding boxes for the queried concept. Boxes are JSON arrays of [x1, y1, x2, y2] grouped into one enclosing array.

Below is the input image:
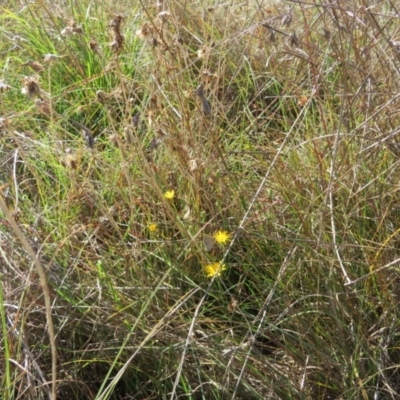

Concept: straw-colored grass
[[1, 1, 400, 399]]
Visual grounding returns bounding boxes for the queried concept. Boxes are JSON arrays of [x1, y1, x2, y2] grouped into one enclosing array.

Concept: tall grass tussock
[[1, 0, 400, 399]]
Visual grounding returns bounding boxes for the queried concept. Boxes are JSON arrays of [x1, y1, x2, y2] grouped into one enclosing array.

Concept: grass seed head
[[0, 80, 11, 92], [22, 76, 41, 98]]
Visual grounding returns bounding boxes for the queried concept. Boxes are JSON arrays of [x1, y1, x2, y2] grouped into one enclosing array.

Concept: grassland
[[1, 0, 400, 399]]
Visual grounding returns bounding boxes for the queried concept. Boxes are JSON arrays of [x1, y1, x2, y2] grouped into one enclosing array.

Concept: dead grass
[[1, 0, 400, 399]]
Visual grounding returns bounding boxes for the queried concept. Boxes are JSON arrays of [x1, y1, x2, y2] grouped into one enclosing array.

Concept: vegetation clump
[[1, 1, 400, 399]]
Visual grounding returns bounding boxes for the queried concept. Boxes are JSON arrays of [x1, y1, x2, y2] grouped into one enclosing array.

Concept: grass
[[1, 0, 400, 399]]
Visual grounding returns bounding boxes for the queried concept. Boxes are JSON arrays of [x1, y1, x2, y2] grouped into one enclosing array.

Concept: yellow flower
[[148, 223, 158, 232], [164, 190, 175, 200], [204, 262, 227, 278], [214, 230, 231, 245]]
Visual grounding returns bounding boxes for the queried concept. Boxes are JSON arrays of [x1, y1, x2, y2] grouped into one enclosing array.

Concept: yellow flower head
[[214, 230, 231, 245], [148, 223, 158, 232], [204, 262, 227, 278], [164, 190, 175, 200]]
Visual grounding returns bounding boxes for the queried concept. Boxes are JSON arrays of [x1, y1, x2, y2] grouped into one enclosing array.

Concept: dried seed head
[[297, 95, 308, 107], [109, 15, 124, 53], [61, 26, 74, 37], [110, 40, 120, 52], [114, 34, 124, 49], [96, 90, 107, 104], [188, 159, 198, 171], [24, 61, 44, 73], [136, 23, 152, 41], [89, 39, 103, 56], [63, 152, 78, 169], [158, 11, 171, 22], [21, 76, 41, 98], [0, 80, 11, 92], [135, 29, 145, 40], [66, 19, 83, 34], [89, 39, 98, 50], [109, 15, 123, 29], [34, 98, 51, 115], [227, 298, 238, 313], [197, 47, 207, 59], [72, 25, 83, 34], [202, 69, 218, 82], [44, 54, 62, 63]]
